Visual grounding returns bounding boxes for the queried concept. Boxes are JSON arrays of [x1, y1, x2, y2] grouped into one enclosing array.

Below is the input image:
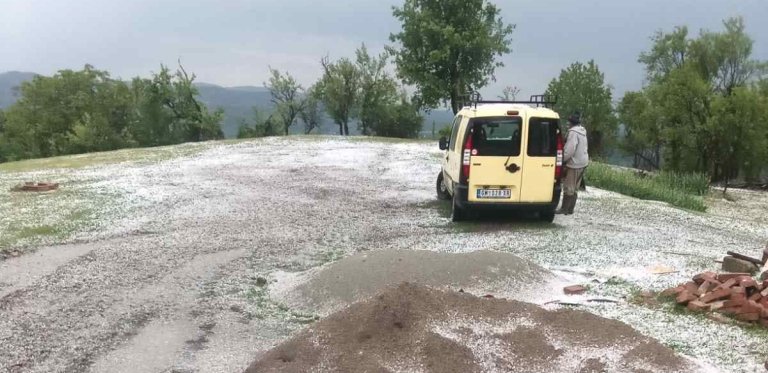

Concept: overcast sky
[[2, 0, 766, 102]]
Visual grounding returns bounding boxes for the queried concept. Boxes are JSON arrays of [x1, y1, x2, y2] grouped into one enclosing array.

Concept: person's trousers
[[560, 167, 585, 214]]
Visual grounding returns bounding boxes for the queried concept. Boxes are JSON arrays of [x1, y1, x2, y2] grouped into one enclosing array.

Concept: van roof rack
[[460, 93, 558, 110]]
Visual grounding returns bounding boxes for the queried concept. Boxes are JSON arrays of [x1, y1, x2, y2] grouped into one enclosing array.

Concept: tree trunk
[[344, 123, 350, 136], [338, 123, 344, 136]]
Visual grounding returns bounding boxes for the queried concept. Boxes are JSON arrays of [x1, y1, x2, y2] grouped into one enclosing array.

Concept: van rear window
[[469, 117, 522, 157], [527, 117, 559, 157]]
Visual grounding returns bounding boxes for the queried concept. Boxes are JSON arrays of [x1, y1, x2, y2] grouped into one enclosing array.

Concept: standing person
[[556, 112, 589, 215]]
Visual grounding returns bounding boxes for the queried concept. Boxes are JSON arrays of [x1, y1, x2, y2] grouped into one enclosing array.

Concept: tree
[[545, 60, 617, 157], [1, 65, 133, 158], [388, 0, 515, 114], [356, 44, 399, 136], [498, 86, 520, 101], [237, 107, 280, 138], [130, 62, 224, 146], [299, 85, 323, 135], [317, 56, 360, 136], [617, 90, 663, 170], [370, 93, 424, 138], [265, 68, 305, 135], [626, 17, 768, 181]]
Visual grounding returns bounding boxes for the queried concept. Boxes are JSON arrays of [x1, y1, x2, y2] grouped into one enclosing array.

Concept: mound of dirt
[[246, 283, 697, 373], [276, 250, 560, 314]]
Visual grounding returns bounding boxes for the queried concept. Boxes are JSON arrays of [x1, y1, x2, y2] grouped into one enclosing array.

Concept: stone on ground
[[722, 255, 758, 274]]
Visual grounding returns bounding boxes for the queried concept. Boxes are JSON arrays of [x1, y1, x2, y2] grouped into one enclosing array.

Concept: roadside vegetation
[[586, 162, 709, 212]]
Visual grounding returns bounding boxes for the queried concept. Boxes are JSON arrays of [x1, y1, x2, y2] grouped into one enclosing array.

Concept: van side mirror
[[439, 136, 448, 150]]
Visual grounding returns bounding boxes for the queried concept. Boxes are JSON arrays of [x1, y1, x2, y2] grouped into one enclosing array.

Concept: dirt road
[[1, 137, 766, 372]]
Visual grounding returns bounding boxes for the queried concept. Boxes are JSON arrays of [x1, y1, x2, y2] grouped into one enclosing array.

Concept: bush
[[585, 163, 708, 212], [438, 125, 452, 139]]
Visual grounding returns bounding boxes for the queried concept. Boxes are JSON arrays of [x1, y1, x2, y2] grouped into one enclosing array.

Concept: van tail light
[[462, 132, 473, 182], [555, 132, 563, 180]]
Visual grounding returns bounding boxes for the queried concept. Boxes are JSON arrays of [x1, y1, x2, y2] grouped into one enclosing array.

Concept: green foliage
[[299, 85, 323, 135], [372, 94, 424, 138], [356, 44, 399, 136], [545, 60, 618, 157], [624, 17, 768, 183], [388, 0, 515, 114], [438, 125, 452, 139], [265, 68, 305, 136], [317, 56, 360, 136], [585, 163, 708, 212], [237, 107, 280, 138], [617, 90, 663, 170], [0, 63, 224, 163]]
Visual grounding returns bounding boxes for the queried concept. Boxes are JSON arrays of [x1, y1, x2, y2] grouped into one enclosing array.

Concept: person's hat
[[568, 112, 581, 125]]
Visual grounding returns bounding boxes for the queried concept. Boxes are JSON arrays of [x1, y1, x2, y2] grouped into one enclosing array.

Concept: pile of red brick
[[663, 271, 768, 325], [10, 182, 59, 192]]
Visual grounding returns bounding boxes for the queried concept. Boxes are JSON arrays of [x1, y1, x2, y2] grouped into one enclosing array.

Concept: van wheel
[[451, 192, 465, 222], [436, 172, 450, 200], [540, 210, 555, 223]]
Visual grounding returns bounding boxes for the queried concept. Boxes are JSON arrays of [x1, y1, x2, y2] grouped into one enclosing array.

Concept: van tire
[[451, 192, 465, 222], [436, 172, 450, 200], [540, 210, 556, 223]]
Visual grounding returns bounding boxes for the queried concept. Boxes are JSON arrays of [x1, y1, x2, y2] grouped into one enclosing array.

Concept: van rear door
[[520, 117, 560, 202], [466, 116, 524, 203]]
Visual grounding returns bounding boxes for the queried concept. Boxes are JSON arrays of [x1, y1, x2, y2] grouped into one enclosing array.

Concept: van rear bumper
[[454, 184, 561, 211]]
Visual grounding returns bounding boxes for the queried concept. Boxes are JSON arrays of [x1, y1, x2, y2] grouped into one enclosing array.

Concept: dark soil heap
[[246, 283, 697, 373]]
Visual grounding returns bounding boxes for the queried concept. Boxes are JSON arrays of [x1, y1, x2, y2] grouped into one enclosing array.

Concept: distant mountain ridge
[[0, 71, 37, 109], [0, 71, 454, 138]]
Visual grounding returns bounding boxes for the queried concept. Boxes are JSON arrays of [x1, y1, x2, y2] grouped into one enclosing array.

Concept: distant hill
[[0, 71, 454, 138], [194, 83, 275, 137], [0, 71, 37, 109]]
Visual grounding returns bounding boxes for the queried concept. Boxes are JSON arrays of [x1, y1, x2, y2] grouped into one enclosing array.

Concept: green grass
[[0, 142, 208, 173], [585, 162, 708, 212]]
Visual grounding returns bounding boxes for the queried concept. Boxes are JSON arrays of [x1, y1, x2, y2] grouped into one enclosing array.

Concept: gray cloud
[[2, 0, 766, 103]]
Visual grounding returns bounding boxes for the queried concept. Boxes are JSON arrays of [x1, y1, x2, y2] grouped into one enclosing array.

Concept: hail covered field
[[1, 136, 766, 373]]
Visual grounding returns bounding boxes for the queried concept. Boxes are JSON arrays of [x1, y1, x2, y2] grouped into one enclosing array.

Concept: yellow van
[[436, 96, 563, 222]]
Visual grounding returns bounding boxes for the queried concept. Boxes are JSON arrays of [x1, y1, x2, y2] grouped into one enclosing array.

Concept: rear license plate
[[477, 189, 511, 199]]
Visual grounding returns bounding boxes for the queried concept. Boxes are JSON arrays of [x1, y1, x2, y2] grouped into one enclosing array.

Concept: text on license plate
[[477, 189, 511, 199]]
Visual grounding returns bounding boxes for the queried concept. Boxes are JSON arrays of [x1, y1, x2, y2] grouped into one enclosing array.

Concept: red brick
[[693, 272, 717, 284], [730, 293, 747, 302], [749, 293, 763, 302], [725, 298, 747, 308], [718, 306, 740, 315], [740, 279, 758, 289], [737, 312, 760, 322], [676, 291, 697, 304], [709, 300, 726, 311], [718, 273, 751, 282], [732, 286, 746, 295], [661, 286, 685, 297], [760, 287, 768, 297], [760, 298, 768, 309], [717, 278, 738, 290], [687, 301, 709, 312], [701, 288, 732, 303], [563, 285, 585, 295], [684, 282, 701, 296]]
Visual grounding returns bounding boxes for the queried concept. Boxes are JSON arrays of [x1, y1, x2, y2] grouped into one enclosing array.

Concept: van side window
[[448, 115, 462, 151], [470, 117, 522, 156], [527, 117, 559, 157]]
